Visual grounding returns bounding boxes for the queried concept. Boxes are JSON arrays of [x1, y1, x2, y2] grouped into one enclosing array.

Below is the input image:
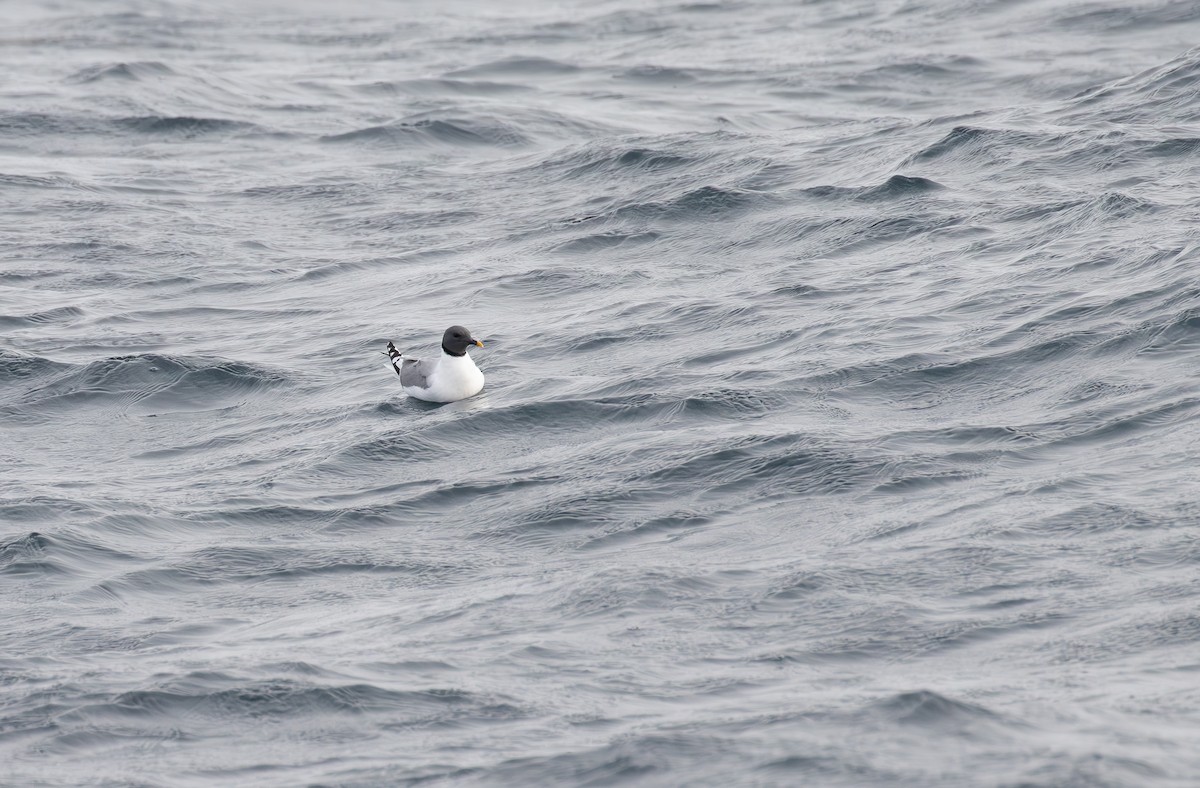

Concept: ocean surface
[[4, 0, 1200, 785]]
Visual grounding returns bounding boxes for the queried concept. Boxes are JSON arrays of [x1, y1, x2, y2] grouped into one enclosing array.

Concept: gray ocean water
[[4, 0, 1200, 785]]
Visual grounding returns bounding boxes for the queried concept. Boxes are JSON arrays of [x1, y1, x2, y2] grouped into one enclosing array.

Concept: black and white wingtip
[[385, 341, 403, 375]]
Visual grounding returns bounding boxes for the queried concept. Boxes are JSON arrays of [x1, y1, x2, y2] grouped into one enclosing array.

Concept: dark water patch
[[0, 111, 99, 137], [184, 504, 334, 530], [254, 660, 352, 680], [754, 754, 856, 779], [908, 125, 1061, 163], [318, 503, 424, 533], [1128, 533, 1200, 568], [764, 282, 824, 300], [666, 184, 762, 217], [446, 56, 581, 79], [490, 266, 615, 298], [0, 532, 62, 577], [266, 28, 397, 47], [1087, 191, 1158, 219], [738, 161, 805, 191], [773, 211, 961, 259], [861, 174, 944, 199], [637, 433, 882, 498], [360, 660, 459, 676], [1019, 753, 1170, 786], [372, 477, 562, 521], [1060, 377, 1152, 408], [239, 182, 358, 202], [788, 609, 1068, 664], [864, 56, 985, 80], [90, 512, 204, 543], [483, 732, 729, 786], [105, 544, 467, 594], [1064, 49, 1200, 124], [1077, 613, 1200, 662], [553, 230, 660, 253], [1137, 306, 1200, 355], [909, 125, 991, 160], [675, 1, 744, 11], [0, 531, 142, 580], [618, 64, 702, 84], [117, 116, 257, 137], [333, 208, 481, 235], [0, 498, 102, 526], [565, 146, 695, 176], [872, 464, 982, 494], [0, 305, 86, 329], [328, 430, 453, 466], [295, 249, 459, 282], [127, 274, 200, 289], [67, 61, 174, 83], [863, 690, 1000, 728], [1056, 3, 1200, 32], [11, 353, 290, 416], [824, 331, 1103, 407], [0, 350, 72, 388], [569, 184, 766, 226], [551, 6, 676, 37], [581, 510, 712, 550], [174, 280, 281, 296], [0, 172, 81, 190], [503, 486, 684, 543], [770, 545, 1034, 604], [412, 397, 673, 448], [61, 678, 520, 728], [564, 324, 666, 352], [651, 298, 766, 335], [800, 174, 943, 202], [322, 117, 528, 148], [533, 138, 720, 183], [1040, 396, 1200, 450], [1024, 503, 1170, 537], [673, 388, 788, 419], [354, 77, 532, 97], [28, 239, 144, 266], [1145, 136, 1200, 156], [131, 432, 251, 461], [976, 292, 1180, 357], [881, 423, 1040, 451], [761, 566, 835, 603]]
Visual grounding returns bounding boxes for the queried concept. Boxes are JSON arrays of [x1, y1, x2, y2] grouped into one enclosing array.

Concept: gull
[[385, 325, 485, 402]]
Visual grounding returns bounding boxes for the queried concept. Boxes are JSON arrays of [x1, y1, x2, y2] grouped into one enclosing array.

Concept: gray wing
[[399, 356, 436, 390], [386, 341, 434, 390]]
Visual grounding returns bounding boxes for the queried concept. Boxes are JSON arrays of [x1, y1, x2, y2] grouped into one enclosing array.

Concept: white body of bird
[[402, 352, 484, 403]]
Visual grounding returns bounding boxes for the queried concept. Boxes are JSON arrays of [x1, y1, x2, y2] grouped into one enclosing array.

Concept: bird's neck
[[442, 349, 480, 367], [441, 344, 466, 358]]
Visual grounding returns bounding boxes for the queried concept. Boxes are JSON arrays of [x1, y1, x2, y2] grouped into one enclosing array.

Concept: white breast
[[403, 353, 484, 402]]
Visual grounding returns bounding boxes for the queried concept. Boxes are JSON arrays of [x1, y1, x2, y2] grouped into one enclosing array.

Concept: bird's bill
[[473, 339, 484, 348]]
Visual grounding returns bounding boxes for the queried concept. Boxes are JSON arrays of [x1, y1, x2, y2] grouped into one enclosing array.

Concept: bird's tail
[[385, 341, 403, 375]]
